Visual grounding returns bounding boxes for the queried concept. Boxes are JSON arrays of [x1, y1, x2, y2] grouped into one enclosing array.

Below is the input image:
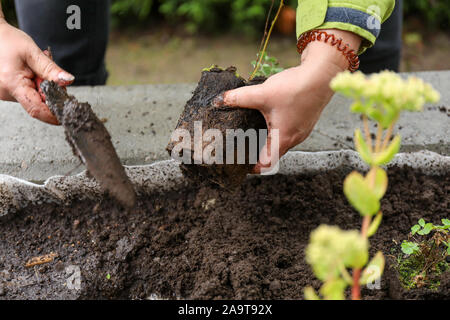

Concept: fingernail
[[212, 93, 225, 107], [58, 72, 75, 82]]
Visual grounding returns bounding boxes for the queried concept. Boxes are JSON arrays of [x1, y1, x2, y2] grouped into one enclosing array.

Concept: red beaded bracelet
[[297, 30, 360, 72]]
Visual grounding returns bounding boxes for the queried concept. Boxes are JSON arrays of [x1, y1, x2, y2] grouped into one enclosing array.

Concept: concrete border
[[1, 150, 448, 217], [0, 71, 449, 181]]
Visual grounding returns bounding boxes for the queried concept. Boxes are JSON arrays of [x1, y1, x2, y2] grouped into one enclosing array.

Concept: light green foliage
[[343, 167, 387, 217], [343, 172, 380, 216], [354, 129, 401, 166], [305, 225, 368, 300], [367, 212, 383, 237], [331, 71, 440, 129], [402, 219, 450, 255], [250, 53, 284, 78], [359, 251, 385, 285], [397, 218, 449, 289], [306, 71, 440, 300], [401, 241, 420, 255]]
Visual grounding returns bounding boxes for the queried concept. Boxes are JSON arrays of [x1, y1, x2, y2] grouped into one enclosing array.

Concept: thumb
[[213, 84, 266, 111], [26, 45, 75, 86]]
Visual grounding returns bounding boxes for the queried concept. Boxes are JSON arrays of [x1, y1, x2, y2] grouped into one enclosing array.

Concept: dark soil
[[166, 67, 267, 186], [40, 81, 136, 208], [0, 166, 448, 300]]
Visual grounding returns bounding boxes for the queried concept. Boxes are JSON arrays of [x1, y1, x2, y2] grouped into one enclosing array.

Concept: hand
[[217, 29, 361, 173], [0, 18, 74, 124]]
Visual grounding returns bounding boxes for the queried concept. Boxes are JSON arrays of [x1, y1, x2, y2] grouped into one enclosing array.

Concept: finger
[[253, 128, 284, 174], [13, 83, 59, 125], [213, 84, 266, 110], [0, 87, 15, 102], [26, 45, 74, 86]]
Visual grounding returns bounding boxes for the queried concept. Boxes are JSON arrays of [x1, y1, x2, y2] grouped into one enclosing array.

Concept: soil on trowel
[[0, 166, 448, 300], [166, 67, 267, 186], [40, 81, 136, 208]]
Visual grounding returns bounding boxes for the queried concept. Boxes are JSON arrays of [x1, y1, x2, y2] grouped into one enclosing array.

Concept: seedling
[[249, 0, 284, 80], [251, 52, 284, 78], [397, 218, 449, 289], [304, 71, 440, 300]]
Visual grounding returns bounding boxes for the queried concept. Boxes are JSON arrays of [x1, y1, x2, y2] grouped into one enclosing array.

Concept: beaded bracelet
[[297, 30, 360, 72]]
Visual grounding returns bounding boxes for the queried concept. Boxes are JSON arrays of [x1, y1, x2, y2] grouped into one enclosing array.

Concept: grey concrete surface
[[1, 150, 448, 217], [0, 71, 449, 181]]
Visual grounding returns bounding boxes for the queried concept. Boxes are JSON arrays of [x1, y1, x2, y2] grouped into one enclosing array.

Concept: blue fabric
[[324, 6, 381, 38]]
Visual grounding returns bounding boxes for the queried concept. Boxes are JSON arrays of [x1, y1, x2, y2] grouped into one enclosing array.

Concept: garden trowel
[[38, 80, 136, 209]]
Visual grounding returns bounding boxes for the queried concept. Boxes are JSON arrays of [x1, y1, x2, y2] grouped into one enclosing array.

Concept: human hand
[[0, 18, 74, 124], [216, 29, 361, 173]]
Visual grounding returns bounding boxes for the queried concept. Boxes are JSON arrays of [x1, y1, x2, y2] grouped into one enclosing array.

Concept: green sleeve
[[296, 0, 395, 54]]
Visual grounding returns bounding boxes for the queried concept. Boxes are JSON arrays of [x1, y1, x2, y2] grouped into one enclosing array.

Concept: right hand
[[0, 18, 74, 124]]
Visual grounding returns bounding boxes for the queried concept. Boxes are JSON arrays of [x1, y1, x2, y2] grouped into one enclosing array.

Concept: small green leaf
[[442, 219, 450, 227], [373, 135, 401, 165], [320, 278, 347, 300], [365, 167, 388, 199], [367, 212, 383, 237], [366, 107, 384, 124], [304, 287, 320, 300], [344, 172, 380, 216], [411, 224, 420, 235], [351, 101, 365, 113], [447, 246, 450, 255], [354, 129, 373, 165], [401, 241, 419, 255], [418, 219, 425, 227], [106, 273, 111, 280], [418, 223, 433, 235], [359, 251, 385, 285]]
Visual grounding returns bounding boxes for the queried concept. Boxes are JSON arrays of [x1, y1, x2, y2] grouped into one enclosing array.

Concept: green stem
[[249, 0, 284, 80]]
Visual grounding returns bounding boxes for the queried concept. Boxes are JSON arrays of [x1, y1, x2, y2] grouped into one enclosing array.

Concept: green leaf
[[320, 278, 347, 300], [401, 241, 419, 255], [374, 135, 401, 165], [418, 219, 425, 227], [350, 101, 365, 113], [365, 167, 388, 199], [447, 246, 450, 255], [344, 172, 380, 216], [366, 107, 384, 124], [367, 212, 383, 237], [418, 223, 433, 235], [359, 251, 385, 285], [304, 287, 320, 300], [354, 129, 373, 165], [411, 224, 420, 235], [442, 219, 450, 227]]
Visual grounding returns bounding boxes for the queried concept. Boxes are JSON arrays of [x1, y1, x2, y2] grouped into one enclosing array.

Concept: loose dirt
[[0, 166, 448, 299]]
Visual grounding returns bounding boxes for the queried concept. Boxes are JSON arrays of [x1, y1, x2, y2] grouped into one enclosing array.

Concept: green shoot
[[250, 53, 284, 78], [249, 0, 284, 80], [304, 71, 440, 300]]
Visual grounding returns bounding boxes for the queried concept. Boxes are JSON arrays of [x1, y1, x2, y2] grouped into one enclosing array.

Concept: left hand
[[215, 29, 361, 173]]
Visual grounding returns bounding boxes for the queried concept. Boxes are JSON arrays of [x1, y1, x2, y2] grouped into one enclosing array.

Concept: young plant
[[250, 52, 284, 78], [304, 71, 440, 300], [397, 218, 449, 289], [249, 0, 284, 80]]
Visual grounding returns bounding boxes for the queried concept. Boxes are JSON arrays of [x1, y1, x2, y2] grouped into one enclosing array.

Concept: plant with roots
[[397, 218, 449, 289], [304, 71, 440, 300]]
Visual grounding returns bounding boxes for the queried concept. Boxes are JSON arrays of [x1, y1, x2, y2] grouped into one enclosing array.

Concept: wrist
[[300, 29, 362, 73]]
